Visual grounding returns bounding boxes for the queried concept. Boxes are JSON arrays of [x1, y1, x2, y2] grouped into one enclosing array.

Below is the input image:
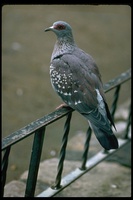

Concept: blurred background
[[2, 5, 131, 183]]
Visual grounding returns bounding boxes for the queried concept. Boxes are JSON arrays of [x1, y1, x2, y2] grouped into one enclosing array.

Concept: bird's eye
[[55, 24, 65, 30]]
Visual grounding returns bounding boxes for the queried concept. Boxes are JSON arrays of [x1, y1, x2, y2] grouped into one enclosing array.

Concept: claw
[[56, 103, 69, 110]]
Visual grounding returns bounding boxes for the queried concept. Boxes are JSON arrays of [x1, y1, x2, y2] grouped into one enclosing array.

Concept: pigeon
[[45, 21, 118, 150]]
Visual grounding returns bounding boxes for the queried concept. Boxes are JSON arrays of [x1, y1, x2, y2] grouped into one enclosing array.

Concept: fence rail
[[1, 69, 131, 197]]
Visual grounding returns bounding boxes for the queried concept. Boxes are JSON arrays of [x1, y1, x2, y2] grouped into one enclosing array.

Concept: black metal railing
[[1, 69, 131, 197]]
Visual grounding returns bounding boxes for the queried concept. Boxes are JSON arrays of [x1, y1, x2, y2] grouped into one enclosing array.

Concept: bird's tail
[[89, 121, 118, 150]]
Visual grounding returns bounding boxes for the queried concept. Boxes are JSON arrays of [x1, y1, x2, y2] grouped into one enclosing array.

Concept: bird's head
[[45, 21, 73, 39]]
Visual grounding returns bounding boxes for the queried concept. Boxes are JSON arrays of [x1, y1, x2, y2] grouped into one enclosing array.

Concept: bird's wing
[[51, 53, 118, 149], [51, 53, 105, 116]]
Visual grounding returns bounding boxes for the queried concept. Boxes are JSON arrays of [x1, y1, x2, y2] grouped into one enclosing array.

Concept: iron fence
[[1, 69, 131, 197]]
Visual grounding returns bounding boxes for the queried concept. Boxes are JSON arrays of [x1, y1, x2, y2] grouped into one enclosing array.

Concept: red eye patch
[[54, 24, 66, 30]]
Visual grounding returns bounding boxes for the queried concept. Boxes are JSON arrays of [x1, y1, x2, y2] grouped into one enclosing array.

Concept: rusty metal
[[1, 69, 131, 197], [37, 138, 129, 197], [80, 127, 92, 170], [25, 127, 46, 197], [52, 112, 72, 189], [2, 106, 73, 150]]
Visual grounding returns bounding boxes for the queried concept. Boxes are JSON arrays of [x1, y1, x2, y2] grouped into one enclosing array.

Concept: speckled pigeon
[[45, 21, 118, 150]]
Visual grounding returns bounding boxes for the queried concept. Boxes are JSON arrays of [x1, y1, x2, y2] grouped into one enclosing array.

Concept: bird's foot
[[56, 103, 70, 110]]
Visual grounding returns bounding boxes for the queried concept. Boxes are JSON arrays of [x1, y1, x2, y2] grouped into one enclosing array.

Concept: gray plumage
[[45, 21, 118, 150]]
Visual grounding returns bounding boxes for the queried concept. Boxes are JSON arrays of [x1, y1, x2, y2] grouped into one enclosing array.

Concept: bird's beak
[[44, 26, 54, 32]]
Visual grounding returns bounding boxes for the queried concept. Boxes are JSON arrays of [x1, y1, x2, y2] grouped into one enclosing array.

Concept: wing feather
[[51, 52, 118, 149]]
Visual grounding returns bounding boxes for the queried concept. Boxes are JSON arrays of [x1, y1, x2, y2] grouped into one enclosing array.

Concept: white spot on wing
[[74, 90, 78, 93], [63, 92, 72, 96], [56, 74, 61, 79], [58, 84, 61, 88], [95, 89, 104, 109], [74, 100, 82, 105]]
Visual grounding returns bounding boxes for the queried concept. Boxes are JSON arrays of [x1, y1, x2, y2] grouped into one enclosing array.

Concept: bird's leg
[[56, 103, 70, 110]]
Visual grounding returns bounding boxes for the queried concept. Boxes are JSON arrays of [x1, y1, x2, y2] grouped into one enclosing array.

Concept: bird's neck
[[51, 36, 76, 60]]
